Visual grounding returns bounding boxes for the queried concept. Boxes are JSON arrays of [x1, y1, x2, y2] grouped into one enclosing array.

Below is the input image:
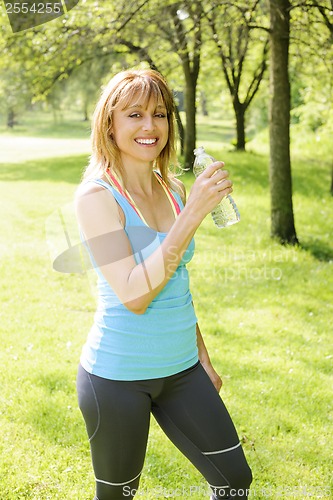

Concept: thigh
[[77, 365, 151, 499], [152, 363, 252, 498]]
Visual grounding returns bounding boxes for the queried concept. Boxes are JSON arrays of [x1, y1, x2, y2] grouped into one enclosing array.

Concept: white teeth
[[135, 138, 157, 145]]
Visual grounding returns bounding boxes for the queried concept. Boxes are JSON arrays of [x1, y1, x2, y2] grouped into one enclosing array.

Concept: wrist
[[199, 354, 211, 367], [181, 203, 203, 228]]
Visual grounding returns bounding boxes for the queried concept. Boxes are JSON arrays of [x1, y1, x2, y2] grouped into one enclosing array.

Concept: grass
[[0, 111, 332, 499], [0, 109, 91, 139]]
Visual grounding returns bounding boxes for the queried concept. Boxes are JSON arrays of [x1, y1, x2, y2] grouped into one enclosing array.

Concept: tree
[[312, 0, 333, 41], [268, 0, 298, 243], [2, 1, 151, 101], [153, 0, 204, 169], [0, 44, 33, 127], [311, 0, 333, 195], [3, 0, 201, 168], [207, 0, 269, 150]]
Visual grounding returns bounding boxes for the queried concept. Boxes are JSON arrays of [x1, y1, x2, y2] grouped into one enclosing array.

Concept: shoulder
[[169, 176, 186, 204], [75, 180, 119, 219], [75, 178, 108, 198]]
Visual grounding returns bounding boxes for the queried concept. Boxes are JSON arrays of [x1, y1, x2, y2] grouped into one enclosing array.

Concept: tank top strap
[[86, 179, 144, 226], [105, 170, 151, 225], [153, 171, 182, 217], [86, 173, 183, 229]]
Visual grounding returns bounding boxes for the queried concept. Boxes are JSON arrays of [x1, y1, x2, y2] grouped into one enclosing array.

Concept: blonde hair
[[83, 69, 178, 187]]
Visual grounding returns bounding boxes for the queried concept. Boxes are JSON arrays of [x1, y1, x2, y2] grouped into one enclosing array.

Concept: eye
[[129, 112, 141, 118], [155, 113, 166, 118]]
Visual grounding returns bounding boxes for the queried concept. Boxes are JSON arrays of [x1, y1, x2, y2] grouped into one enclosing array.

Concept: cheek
[[111, 126, 125, 145]]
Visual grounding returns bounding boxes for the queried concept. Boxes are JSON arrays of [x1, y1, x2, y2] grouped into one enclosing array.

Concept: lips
[[135, 138, 158, 145]]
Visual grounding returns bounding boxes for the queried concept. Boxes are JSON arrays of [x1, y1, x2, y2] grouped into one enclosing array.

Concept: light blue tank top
[[80, 178, 198, 381]]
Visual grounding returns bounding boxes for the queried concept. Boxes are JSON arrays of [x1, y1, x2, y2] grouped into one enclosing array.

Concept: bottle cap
[[193, 146, 205, 155]]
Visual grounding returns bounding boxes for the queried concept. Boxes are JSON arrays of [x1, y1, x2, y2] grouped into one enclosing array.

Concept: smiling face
[[111, 95, 169, 170], [88, 69, 177, 183]]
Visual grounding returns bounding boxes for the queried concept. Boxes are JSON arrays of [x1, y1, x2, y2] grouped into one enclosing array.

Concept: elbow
[[128, 305, 147, 316], [123, 298, 148, 315]]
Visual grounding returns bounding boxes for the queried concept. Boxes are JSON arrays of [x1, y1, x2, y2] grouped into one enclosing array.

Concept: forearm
[[126, 205, 200, 313]]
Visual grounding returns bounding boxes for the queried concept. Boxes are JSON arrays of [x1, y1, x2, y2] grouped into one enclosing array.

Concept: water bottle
[[193, 146, 240, 228]]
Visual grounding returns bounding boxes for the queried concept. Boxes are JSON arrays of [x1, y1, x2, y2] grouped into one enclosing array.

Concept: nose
[[142, 115, 155, 131]]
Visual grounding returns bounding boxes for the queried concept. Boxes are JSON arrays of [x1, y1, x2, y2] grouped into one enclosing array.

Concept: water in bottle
[[193, 146, 240, 228]]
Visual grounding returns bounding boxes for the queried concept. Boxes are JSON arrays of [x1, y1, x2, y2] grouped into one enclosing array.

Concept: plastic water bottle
[[193, 146, 240, 228]]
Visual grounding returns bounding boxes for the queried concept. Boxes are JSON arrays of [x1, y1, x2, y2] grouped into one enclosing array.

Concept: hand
[[187, 161, 233, 223], [201, 361, 223, 392]]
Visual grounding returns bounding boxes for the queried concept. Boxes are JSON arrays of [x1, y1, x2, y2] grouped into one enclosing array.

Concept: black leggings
[[77, 362, 252, 500]]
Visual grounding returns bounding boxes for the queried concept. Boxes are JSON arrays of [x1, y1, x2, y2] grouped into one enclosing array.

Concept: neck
[[122, 163, 156, 196]]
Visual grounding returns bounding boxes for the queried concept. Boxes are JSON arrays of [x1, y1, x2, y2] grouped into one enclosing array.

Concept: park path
[[0, 135, 91, 163]]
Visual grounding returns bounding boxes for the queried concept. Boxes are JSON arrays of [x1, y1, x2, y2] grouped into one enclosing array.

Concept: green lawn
[[0, 113, 332, 499]]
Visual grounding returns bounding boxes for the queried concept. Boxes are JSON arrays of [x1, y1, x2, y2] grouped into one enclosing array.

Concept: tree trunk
[[183, 74, 197, 170], [269, 0, 298, 244], [234, 98, 246, 150], [83, 97, 89, 121], [174, 105, 185, 156], [7, 108, 15, 128], [200, 91, 208, 116], [169, 2, 201, 171]]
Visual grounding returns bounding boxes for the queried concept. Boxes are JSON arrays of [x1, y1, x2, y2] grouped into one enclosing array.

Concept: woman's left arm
[[174, 177, 223, 393], [196, 323, 223, 392], [172, 177, 223, 392]]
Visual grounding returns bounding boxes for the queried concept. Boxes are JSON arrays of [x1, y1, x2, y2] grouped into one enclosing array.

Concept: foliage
[[205, 1, 269, 109], [289, 1, 333, 129], [1, 0, 332, 143]]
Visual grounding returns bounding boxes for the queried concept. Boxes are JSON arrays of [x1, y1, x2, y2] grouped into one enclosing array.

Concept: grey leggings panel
[[77, 362, 252, 500]]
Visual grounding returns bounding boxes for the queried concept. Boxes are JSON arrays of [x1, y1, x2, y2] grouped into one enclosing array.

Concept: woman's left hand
[[201, 362, 223, 392]]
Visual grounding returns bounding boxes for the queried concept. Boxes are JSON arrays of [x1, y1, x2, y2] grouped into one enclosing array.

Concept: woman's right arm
[[75, 161, 232, 314]]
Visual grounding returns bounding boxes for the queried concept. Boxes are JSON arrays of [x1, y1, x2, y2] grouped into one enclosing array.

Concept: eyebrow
[[126, 104, 167, 110]]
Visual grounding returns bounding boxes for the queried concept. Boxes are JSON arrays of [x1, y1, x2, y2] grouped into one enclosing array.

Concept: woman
[[75, 69, 252, 500]]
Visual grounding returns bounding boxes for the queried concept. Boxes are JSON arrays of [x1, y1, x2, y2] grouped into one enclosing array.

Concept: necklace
[[105, 168, 181, 228]]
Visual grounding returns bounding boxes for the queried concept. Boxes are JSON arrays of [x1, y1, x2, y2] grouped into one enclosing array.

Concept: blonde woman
[[75, 69, 252, 500]]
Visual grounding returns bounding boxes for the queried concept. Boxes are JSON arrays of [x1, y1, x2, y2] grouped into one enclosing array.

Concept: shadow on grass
[[205, 149, 270, 190], [300, 239, 333, 262], [292, 156, 332, 197], [0, 149, 271, 191], [198, 121, 235, 144], [0, 155, 87, 183]]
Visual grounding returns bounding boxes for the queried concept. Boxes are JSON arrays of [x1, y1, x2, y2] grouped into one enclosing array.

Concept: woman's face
[[111, 93, 169, 170]]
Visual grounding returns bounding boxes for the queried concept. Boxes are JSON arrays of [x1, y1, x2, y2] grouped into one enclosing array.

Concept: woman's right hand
[[185, 161, 233, 224]]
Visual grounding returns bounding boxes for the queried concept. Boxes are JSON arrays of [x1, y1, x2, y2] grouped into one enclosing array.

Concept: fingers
[[216, 175, 233, 193], [200, 160, 225, 178], [199, 161, 230, 187], [188, 159, 235, 221], [197, 161, 233, 194]]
